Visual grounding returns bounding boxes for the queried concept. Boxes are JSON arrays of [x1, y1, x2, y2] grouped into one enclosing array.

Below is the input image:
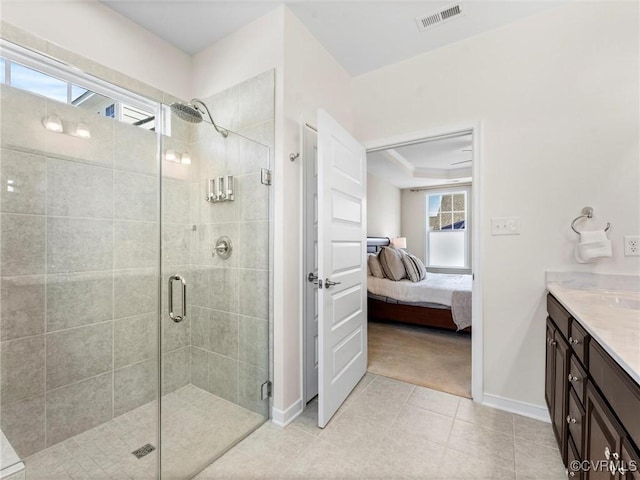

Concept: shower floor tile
[[23, 385, 264, 480]]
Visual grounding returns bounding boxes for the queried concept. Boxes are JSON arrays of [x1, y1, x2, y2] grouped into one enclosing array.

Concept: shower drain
[[132, 443, 156, 459]]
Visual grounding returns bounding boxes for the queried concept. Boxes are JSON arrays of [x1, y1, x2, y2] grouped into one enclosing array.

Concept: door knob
[[308, 272, 318, 283], [325, 279, 341, 288]]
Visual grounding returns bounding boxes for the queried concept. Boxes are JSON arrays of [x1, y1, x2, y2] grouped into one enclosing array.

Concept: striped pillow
[[400, 250, 427, 282], [378, 247, 406, 281]]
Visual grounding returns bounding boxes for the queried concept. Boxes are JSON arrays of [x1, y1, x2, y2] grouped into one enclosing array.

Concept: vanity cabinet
[[546, 293, 640, 480], [546, 294, 578, 463]]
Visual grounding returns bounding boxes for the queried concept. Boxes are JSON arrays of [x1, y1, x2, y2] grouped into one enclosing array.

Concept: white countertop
[[547, 284, 640, 385]]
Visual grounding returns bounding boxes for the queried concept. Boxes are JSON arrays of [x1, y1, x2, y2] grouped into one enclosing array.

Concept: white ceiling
[[100, 0, 562, 186], [100, 1, 565, 75], [367, 133, 473, 189]]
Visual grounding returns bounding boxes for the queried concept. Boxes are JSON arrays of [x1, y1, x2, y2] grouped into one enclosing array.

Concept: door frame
[[363, 121, 484, 402], [301, 122, 319, 404]]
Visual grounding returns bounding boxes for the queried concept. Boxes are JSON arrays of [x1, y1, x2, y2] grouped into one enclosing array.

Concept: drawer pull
[[569, 336, 580, 345], [568, 373, 579, 382], [566, 415, 577, 424], [548, 338, 557, 346], [568, 471, 576, 478]]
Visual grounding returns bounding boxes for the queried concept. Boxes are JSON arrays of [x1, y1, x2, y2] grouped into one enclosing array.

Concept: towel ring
[[571, 207, 611, 234]]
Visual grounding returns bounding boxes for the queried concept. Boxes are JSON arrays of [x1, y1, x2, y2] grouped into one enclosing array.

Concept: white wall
[[367, 173, 401, 238], [0, 0, 191, 100], [278, 7, 354, 420], [191, 7, 284, 99], [353, 2, 640, 409]]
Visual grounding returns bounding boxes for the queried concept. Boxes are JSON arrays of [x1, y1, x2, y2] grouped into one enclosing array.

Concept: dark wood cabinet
[[546, 293, 640, 480], [584, 382, 623, 479], [546, 304, 571, 462]]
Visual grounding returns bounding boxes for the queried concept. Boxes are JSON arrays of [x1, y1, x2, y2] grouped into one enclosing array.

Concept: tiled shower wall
[[187, 70, 274, 418], [0, 84, 173, 458]]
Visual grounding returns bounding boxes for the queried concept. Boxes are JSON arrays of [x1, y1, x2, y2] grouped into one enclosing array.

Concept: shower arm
[[192, 99, 229, 138]]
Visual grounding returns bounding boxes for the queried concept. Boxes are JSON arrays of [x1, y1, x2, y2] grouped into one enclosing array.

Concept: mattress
[[367, 273, 471, 307], [367, 273, 473, 330]]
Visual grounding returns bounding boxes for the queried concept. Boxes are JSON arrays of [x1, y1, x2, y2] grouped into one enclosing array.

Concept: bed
[[367, 237, 472, 332]]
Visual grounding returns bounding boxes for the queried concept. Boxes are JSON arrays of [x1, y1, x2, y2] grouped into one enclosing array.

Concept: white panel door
[[317, 109, 367, 428]]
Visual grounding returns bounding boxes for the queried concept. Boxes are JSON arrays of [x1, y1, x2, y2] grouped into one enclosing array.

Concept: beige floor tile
[[436, 448, 516, 480], [446, 419, 516, 471], [407, 386, 461, 418], [290, 399, 322, 437], [513, 415, 557, 449], [340, 387, 409, 427], [514, 437, 567, 480], [318, 409, 386, 463], [280, 438, 367, 479], [390, 404, 454, 446], [371, 430, 445, 479], [456, 398, 514, 433], [366, 374, 416, 399], [195, 423, 313, 479]]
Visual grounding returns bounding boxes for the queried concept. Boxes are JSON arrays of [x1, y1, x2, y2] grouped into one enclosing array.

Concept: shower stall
[[0, 37, 272, 479]]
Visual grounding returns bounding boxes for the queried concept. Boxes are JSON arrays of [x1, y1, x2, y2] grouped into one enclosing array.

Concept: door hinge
[[261, 381, 272, 400], [261, 168, 272, 186]]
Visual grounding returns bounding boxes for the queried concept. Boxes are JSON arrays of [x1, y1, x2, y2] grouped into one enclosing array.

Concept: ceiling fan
[[451, 147, 472, 166]]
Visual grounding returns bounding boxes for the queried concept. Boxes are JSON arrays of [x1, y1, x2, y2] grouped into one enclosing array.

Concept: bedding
[[367, 273, 472, 330]]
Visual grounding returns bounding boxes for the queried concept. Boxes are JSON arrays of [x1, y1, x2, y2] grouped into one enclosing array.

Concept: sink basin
[[568, 290, 640, 310]]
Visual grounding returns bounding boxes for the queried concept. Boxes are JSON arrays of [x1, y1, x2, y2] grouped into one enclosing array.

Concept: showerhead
[[170, 99, 228, 137], [170, 102, 203, 123]]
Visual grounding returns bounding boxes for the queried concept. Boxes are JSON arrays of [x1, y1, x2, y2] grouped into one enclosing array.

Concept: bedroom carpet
[[367, 320, 472, 398]]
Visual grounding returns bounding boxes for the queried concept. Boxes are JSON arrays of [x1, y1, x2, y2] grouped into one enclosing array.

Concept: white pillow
[[368, 253, 385, 278], [378, 247, 406, 281]]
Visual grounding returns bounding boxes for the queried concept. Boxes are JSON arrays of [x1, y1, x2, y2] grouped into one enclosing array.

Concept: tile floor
[[195, 373, 566, 480], [23, 385, 264, 480]]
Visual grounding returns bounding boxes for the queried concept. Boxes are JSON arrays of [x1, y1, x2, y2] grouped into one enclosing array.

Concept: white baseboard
[[271, 398, 304, 427], [481, 393, 551, 423]]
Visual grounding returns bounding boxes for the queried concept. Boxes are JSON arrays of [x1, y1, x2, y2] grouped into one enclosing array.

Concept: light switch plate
[[491, 217, 521, 235]]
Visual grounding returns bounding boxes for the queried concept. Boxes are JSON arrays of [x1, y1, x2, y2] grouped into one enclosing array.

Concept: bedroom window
[[426, 189, 470, 270]]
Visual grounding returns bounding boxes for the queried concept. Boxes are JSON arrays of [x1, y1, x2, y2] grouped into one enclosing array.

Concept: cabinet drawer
[[567, 434, 583, 480], [548, 294, 571, 340], [569, 321, 589, 368], [568, 354, 588, 405], [590, 341, 640, 450], [568, 387, 585, 457]]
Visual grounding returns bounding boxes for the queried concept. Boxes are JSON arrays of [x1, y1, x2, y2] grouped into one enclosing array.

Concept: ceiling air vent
[[416, 4, 463, 32]]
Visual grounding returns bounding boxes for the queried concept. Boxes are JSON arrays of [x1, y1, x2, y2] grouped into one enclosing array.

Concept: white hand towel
[[575, 229, 612, 263]]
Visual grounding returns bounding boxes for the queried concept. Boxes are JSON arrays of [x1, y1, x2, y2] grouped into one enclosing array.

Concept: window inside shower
[[0, 54, 156, 129], [0, 38, 272, 480]]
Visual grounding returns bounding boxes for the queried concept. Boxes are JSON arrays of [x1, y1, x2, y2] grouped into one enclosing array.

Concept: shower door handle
[[168, 274, 187, 323]]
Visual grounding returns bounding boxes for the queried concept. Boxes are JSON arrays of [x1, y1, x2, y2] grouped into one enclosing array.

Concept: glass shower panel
[[0, 79, 161, 479], [160, 107, 271, 479]]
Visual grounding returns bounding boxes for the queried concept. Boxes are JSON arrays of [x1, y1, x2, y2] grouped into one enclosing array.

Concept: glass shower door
[[159, 106, 271, 479], [0, 40, 161, 480]]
